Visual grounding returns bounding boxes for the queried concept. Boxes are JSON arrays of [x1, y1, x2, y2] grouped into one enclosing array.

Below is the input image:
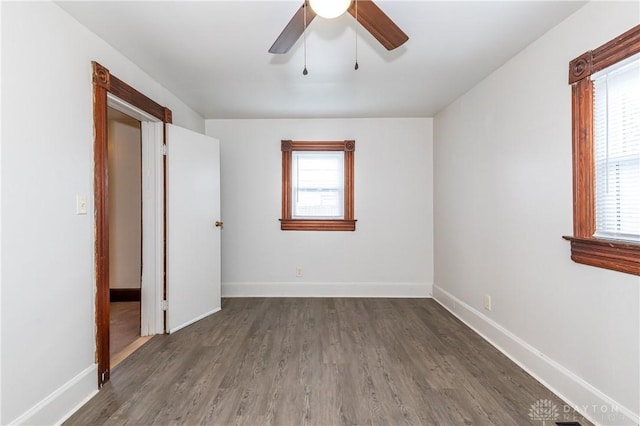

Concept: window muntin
[[592, 54, 640, 242]]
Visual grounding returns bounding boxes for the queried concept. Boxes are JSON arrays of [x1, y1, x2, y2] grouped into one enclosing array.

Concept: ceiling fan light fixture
[[309, 0, 351, 19]]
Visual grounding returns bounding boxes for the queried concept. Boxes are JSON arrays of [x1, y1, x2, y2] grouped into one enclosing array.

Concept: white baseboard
[[168, 307, 221, 334], [10, 364, 98, 425], [222, 282, 432, 298], [433, 285, 639, 426]]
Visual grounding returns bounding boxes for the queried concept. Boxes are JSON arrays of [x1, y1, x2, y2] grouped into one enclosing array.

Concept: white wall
[[433, 2, 639, 425], [0, 2, 204, 424], [206, 118, 433, 298], [108, 112, 142, 289]]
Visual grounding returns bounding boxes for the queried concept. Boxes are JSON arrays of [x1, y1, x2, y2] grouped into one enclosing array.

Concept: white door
[[166, 124, 221, 333]]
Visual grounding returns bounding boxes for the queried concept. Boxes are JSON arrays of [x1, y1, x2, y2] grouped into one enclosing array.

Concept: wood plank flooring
[[110, 301, 140, 358], [66, 298, 590, 425], [111, 301, 151, 369]]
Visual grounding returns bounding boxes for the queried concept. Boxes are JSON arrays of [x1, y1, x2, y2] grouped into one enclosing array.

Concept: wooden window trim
[[280, 140, 356, 231], [563, 25, 640, 276]]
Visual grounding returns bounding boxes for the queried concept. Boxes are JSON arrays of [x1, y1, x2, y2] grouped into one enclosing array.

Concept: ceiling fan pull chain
[[303, 1, 309, 75], [354, 0, 359, 70]]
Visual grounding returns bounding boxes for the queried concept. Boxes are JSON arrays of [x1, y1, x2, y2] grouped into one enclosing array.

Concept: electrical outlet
[[483, 294, 492, 311], [296, 267, 303, 277]]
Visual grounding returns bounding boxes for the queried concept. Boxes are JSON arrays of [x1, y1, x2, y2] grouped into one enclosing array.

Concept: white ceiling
[[57, 1, 585, 119]]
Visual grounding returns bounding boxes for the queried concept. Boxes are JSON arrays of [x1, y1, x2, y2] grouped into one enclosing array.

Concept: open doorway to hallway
[[93, 62, 169, 386], [107, 107, 150, 367]]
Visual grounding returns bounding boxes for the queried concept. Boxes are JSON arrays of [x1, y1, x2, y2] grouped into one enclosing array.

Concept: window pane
[[292, 151, 344, 218], [593, 53, 640, 241]]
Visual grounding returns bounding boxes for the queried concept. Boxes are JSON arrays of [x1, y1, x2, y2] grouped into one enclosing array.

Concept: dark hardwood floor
[[110, 301, 140, 358], [67, 298, 589, 425]]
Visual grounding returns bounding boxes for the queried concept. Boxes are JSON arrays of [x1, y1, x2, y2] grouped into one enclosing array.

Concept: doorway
[[107, 107, 150, 367], [93, 62, 171, 386], [93, 61, 222, 388]]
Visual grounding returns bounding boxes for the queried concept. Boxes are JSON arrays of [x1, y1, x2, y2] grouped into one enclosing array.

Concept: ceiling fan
[[269, 0, 409, 54]]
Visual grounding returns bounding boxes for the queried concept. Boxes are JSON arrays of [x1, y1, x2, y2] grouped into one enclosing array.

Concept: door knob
[[215, 221, 223, 228]]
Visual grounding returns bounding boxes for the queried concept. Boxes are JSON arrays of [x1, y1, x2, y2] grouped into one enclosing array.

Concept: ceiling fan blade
[[269, 3, 317, 54], [348, 0, 409, 51]]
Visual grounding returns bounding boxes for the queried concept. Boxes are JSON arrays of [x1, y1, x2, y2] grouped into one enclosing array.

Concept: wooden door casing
[[92, 61, 172, 387]]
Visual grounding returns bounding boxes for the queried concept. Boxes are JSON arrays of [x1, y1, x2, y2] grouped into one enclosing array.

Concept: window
[[280, 140, 356, 231], [564, 25, 640, 275], [292, 151, 344, 218], [593, 55, 640, 241]]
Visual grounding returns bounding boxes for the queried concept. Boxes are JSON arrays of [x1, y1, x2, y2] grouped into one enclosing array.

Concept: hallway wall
[[108, 110, 142, 290]]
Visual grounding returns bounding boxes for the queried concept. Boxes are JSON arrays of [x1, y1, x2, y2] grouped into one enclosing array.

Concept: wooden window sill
[[280, 219, 356, 231], [562, 236, 640, 276]]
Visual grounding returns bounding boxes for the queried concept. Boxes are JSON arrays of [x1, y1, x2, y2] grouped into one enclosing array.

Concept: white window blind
[[593, 53, 640, 242], [292, 151, 344, 218]]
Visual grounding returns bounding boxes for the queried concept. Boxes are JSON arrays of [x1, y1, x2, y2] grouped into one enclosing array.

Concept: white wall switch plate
[[76, 195, 87, 215]]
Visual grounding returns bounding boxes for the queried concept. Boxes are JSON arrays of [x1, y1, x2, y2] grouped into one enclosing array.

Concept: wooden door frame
[[92, 61, 172, 387]]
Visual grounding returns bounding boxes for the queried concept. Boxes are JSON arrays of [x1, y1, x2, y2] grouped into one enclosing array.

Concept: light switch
[[76, 195, 87, 215]]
